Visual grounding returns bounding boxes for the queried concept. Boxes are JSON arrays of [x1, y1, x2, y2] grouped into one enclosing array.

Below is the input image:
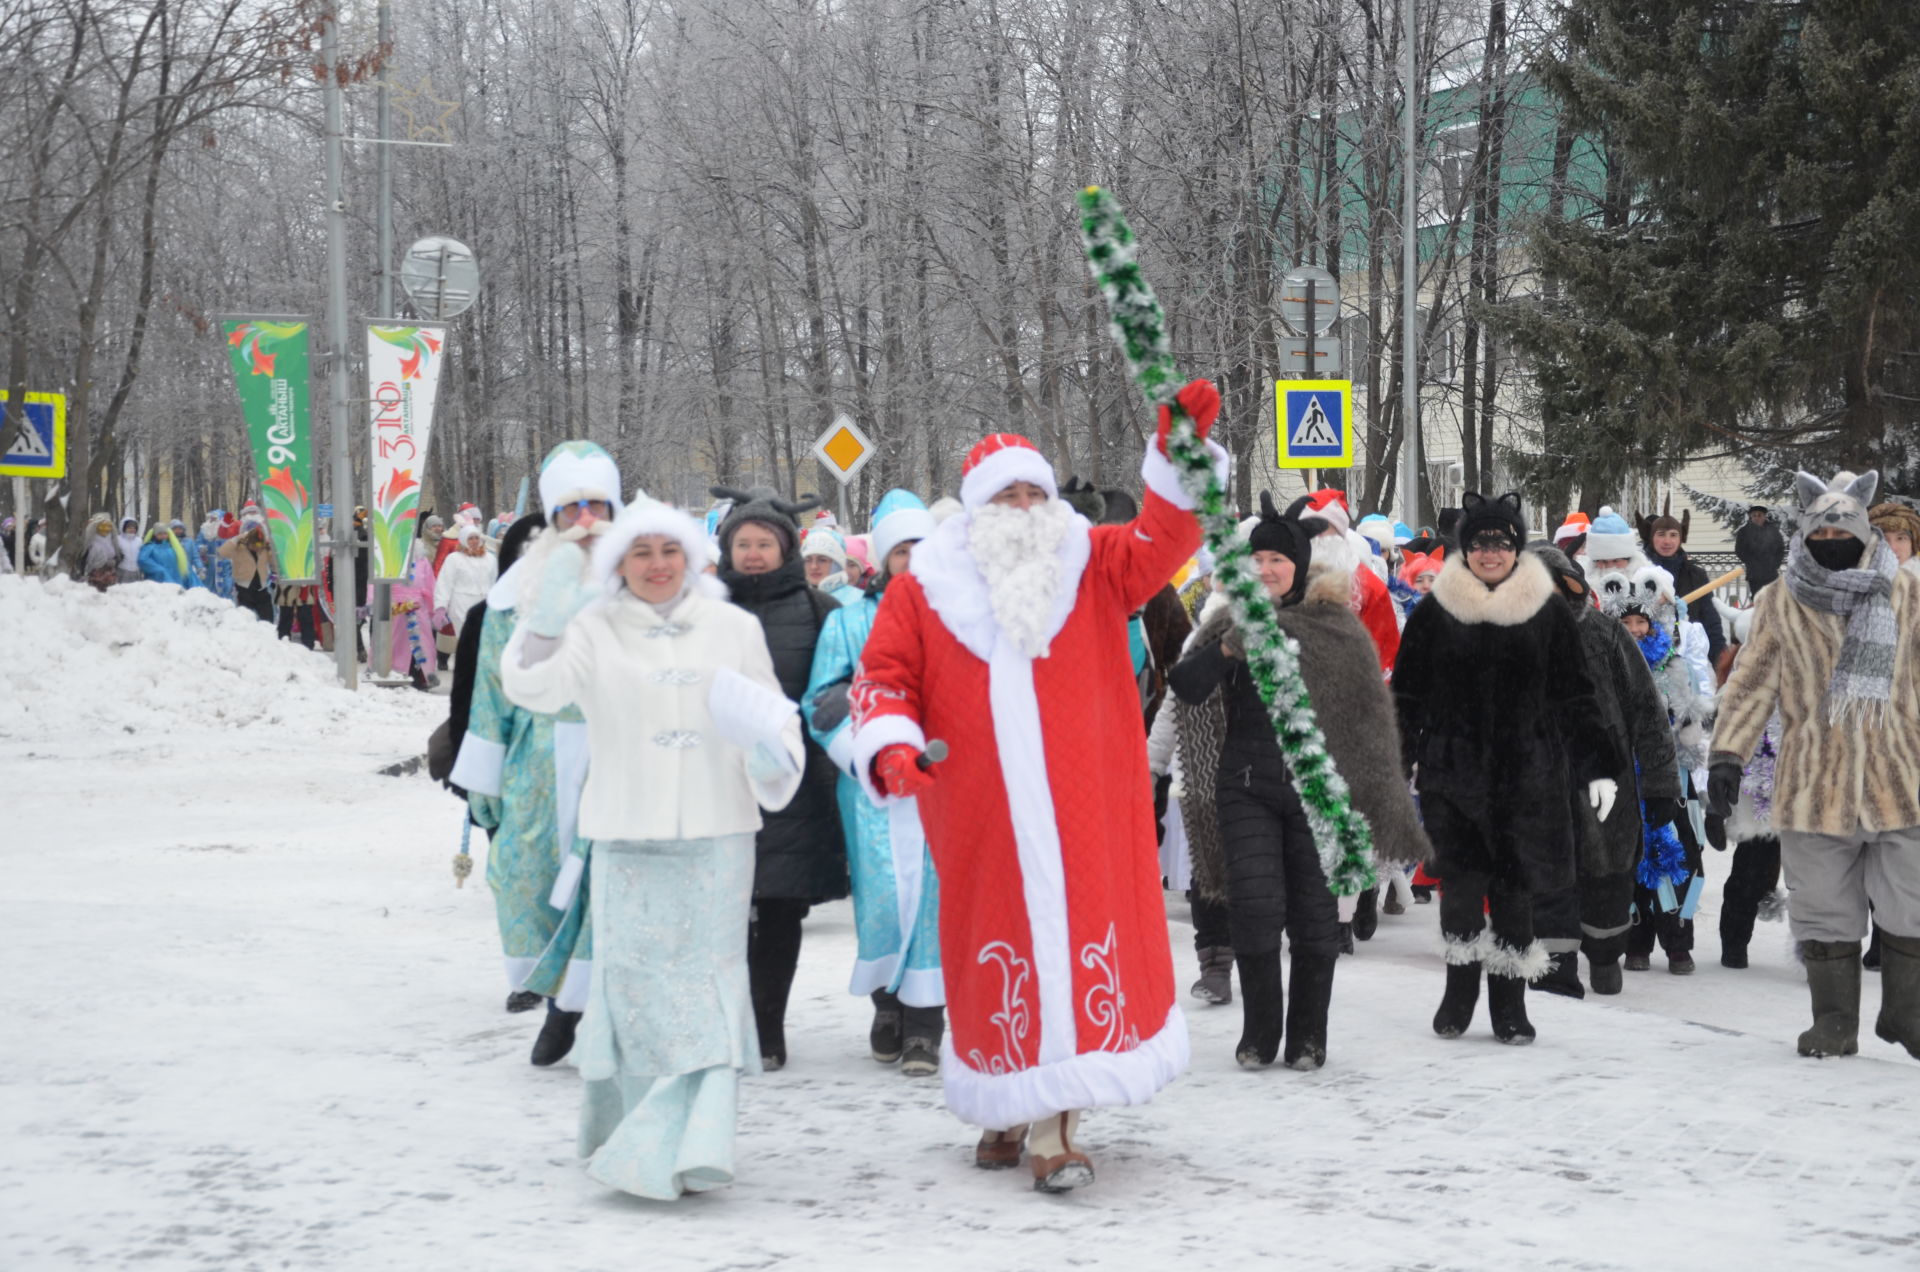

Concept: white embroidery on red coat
[[1081, 923, 1140, 1051], [849, 677, 907, 730], [966, 941, 1032, 1074]]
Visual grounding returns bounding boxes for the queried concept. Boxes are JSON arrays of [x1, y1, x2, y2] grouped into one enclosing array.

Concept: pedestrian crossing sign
[[1275, 380, 1351, 470], [0, 390, 66, 479]]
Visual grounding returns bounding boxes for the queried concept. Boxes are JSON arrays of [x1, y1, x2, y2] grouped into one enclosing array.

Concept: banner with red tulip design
[[367, 324, 447, 581], [222, 318, 317, 581]]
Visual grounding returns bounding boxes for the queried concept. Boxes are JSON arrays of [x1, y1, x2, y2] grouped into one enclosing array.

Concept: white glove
[[526, 541, 595, 637], [708, 666, 797, 751], [1587, 778, 1618, 824]]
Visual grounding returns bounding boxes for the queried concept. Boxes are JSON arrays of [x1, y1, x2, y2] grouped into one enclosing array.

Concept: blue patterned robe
[[803, 588, 944, 1006], [451, 583, 594, 1007]]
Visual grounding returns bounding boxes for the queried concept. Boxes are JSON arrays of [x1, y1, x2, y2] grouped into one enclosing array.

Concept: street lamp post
[[1399, 0, 1424, 529]]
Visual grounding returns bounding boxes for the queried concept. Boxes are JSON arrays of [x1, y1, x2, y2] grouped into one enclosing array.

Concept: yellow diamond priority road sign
[[812, 413, 874, 484]]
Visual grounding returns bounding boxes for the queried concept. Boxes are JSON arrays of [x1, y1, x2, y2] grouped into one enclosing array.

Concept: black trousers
[[1533, 870, 1634, 965], [1215, 775, 1341, 960], [1720, 836, 1782, 953], [1440, 869, 1535, 960], [1189, 890, 1232, 952], [235, 582, 272, 623], [748, 898, 811, 1042], [277, 599, 322, 649], [1629, 809, 1706, 956]]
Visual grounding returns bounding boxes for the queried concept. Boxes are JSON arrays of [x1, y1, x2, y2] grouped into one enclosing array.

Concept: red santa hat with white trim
[[959, 433, 1058, 510], [1301, 488, 1352, 534]]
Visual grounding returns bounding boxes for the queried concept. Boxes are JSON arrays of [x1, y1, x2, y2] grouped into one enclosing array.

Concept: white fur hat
[[590, 495, 725, 600], [800, 526, 849, 566], [538, 440, 624, 518], [960, 434, 1056, 510]]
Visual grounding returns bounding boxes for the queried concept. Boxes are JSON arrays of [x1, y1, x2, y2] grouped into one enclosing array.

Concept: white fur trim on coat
[[941, 1005, 1190, 1129], [1139, 438, 1231, 511], [1483, 937, 1552, 982], [450, 733, 506, 798], [851, 713, 927, 806], [1429, 550, 1555, 627], [1442, 931, 1489, 966], [961, 446, 1058, 510]]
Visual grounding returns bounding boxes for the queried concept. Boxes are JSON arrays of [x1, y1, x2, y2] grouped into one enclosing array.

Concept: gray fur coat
[[1185, 569, 1431, 898]]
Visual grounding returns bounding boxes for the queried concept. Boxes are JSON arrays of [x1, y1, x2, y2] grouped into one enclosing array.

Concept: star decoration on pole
[[389, 76, 461, 143]]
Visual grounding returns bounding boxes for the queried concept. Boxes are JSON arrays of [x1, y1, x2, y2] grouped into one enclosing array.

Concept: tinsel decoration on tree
[[1076, 185, 1377, 897]]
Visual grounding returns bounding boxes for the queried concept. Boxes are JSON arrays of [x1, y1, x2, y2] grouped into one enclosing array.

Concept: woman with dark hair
[[1169, 494, 1427, 1069], [710, 485, 849, 1070]]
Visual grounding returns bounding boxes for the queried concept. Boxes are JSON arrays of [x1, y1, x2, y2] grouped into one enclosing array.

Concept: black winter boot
[[1191, 946, 1234, 1005], [1486, 975, 1535, 1045], [900, 1003, 945, 1077], [1588, 959, 1624, 995], [1234, 950, 1284, 1068], [1536, 951, 1585, 1000], [1873, 932, 1920, 1060], [1720, 898, 1758, 969], [1282, 953, 1337, 1070], [1432, 962, 1481, 1039], [505, 989, 542, 1013], [748, 903, 806, 1071], [869, 990, 904, 1064], [1797, 940, 1862, 1058], [1352, 888, 1380, 942], [530, 999, 582, 1066]]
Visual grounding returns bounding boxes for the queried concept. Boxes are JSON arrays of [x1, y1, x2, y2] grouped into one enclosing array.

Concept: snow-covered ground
[[3, 576, 1917, 1271]]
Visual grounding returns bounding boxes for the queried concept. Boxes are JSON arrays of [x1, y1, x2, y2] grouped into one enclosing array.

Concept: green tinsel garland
[[1077, 185, 1377, 897]]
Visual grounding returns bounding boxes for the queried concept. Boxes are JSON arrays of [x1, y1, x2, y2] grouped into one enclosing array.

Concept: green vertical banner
[[222, 318, 317, 581]]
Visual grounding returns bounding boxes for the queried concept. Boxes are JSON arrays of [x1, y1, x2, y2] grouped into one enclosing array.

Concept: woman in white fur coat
[[501, 496, 804, 1202]]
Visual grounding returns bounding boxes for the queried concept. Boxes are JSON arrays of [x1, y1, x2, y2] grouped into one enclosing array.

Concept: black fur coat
[[1393, 553, 1619, 891]]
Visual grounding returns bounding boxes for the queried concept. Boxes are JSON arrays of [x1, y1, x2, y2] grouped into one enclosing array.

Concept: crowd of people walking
[[413, 401, 1920, 1207], [12, 411, 1918, 1207]]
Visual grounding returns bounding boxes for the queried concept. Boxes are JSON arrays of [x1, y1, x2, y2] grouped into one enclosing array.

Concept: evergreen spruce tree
[[1496, 2, 1920, 505]]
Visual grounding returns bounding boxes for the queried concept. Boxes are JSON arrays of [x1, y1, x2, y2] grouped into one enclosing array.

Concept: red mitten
[[1155, 377, 1222, 455], [874, 744, 935, 798]]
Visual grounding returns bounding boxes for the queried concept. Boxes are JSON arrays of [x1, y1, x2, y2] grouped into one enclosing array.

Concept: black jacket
[[1646, 546, 1726, 662], [722, 559, 848, 901], [1733, 520, 1786, 590], [1567, 598, 1681, 876], [1168, 572, 1433, 905], [1394, 554, 1619, 890]]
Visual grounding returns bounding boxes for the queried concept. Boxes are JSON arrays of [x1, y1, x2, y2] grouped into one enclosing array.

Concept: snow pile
[[0, 575, 433, 741]]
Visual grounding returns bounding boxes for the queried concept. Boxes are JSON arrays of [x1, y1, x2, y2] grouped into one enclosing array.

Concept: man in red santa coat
[[849, 381, 1229, 1194]]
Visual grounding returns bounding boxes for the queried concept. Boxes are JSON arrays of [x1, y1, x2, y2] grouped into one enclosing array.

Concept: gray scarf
[[1784, 537, 1900, 722]]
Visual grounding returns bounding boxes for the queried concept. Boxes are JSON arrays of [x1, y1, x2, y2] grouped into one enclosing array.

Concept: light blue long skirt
[[575, 834, 760, 1200]]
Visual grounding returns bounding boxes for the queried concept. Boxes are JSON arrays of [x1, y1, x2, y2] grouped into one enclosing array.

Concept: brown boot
[[1029, 1111, 1094, 1193], [973, 1124, 1028, 1170]]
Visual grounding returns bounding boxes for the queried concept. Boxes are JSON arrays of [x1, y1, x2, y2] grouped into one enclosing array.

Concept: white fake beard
[[1311, 531, 1358, 576], [969, 497, 1075, 659]]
